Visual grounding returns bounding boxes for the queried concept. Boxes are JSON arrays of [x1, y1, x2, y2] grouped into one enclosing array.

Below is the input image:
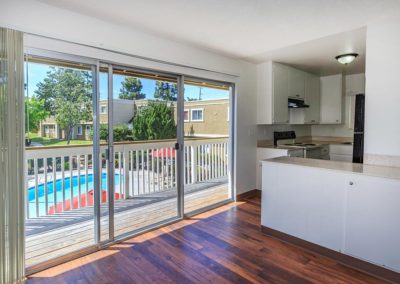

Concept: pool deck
[[25, 178, 230, 268]]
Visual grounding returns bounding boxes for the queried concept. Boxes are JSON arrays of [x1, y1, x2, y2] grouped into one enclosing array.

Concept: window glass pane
[[183, 81, 232, 214], [109, 67, 179, 239]]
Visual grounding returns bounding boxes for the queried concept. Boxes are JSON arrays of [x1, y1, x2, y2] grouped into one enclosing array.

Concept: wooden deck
[[25, 180, 230, 268]]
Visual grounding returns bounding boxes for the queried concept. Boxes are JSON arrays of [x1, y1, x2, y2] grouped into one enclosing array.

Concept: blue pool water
[[28, 173, 122, 217]]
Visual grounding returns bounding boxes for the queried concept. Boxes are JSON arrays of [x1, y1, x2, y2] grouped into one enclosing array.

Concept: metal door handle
[[105, 146, 114, 162]]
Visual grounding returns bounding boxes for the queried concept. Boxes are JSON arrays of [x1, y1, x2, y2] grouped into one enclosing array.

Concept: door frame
[[181, 77, 236, 217], [99, 62, 185, 244], [24, 49, 101, 275]]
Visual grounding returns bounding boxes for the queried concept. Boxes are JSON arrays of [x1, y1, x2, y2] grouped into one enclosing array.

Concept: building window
[[100, 106, 107, 114], [191, 109, 204, 122], [184, 110, 189, 122], [44, 125, 49, 133], [86, 125, 91, 133], [77, 125, 83, 135]]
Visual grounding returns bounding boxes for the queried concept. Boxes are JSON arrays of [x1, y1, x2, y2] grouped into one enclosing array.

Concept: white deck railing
[[25, 137, 228, 218]]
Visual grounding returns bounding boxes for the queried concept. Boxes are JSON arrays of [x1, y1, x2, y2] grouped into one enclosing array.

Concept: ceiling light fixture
[[335, 53, 358, 65]]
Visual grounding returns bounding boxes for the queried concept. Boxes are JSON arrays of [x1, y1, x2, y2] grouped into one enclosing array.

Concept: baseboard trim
[[261, 226, 400, 284], [236, 189, 261, 201]]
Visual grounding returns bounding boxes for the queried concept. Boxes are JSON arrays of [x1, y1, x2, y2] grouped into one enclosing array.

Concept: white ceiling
[[38, 0, 398, 71], [260, 27, 366, 76]]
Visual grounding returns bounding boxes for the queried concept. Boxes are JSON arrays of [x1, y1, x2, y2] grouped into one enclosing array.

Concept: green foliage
[[154, 81, 177, 101], [35, 67, 93, 144], [96, 124, 133, 142], [99, 124, 108, 141], [119, 77, 146, 100], [132, 102, 177, 140], [25, 96, 49, 133], [113, 124, 133, 141]]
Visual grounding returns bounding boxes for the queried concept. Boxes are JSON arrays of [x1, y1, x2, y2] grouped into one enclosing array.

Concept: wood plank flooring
[[26, 196, 388, 284]]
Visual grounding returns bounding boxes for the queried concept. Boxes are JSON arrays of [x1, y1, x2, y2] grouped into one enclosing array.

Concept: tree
[[35, 67, 93, 144], [25, 96, 49, 133], [132, 102, 176, 140], [119, 77, 146, 100], [154, 81, 177, 101]]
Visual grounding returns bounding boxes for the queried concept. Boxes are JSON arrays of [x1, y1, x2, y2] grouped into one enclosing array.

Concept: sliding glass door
[[183, 79, 233, 214], [100, 64, 181, 242], [23, 49, 234, 271], [24, 54, 98, 269]]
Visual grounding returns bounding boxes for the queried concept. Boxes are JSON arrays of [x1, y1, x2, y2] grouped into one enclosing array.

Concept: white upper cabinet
[[288, 68, 305, 99], [257, 61, 273, 124], [289, 72, 320, 124], [257, 62, 290, 124], [345, 73, 365, 96], [304, 73, 320, 124], [272, 63, 289, 124], [257, 61, 346, 125], [320, 74, 343, 124]]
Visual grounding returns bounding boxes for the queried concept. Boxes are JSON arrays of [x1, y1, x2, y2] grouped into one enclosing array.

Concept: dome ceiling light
[[335, 53, 359, 65]]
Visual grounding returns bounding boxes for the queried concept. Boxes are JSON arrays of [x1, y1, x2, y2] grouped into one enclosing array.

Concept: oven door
[[288, 149, 304, 158], [304, 147, 323, 159]]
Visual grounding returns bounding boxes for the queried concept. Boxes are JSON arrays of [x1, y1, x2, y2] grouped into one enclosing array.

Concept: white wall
[[364, 13, 400, 160], [0, 0, 257, 194]]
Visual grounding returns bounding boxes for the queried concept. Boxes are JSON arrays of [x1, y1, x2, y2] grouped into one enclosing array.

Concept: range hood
[[288, 98, 309, 108]]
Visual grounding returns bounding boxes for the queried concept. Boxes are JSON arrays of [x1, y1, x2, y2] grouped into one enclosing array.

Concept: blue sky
[[25, 63, 229, 101]]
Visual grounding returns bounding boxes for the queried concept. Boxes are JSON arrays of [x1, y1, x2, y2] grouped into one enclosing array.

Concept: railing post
[[123, 148, 129, 199], [191, 145, 197, 184]]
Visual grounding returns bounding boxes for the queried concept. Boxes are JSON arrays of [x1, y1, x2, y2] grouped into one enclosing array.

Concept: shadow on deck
[[26, 177, 229, 237]]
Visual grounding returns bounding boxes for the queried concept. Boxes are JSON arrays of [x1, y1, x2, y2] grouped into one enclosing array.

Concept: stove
[[273, 131, 328, 159]]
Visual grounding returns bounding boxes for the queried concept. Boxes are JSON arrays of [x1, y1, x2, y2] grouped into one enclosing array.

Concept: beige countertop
[[257, 136, 353, 148], [262, 156, 400, 180]]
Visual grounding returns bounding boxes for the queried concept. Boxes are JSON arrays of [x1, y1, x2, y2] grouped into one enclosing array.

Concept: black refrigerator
[[352, 94, 365, 163]]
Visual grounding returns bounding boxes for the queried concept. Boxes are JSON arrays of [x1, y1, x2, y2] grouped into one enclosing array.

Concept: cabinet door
[[345, 175, 400, 272], [256, 148, 288, 189], [304, 73, 320, 124], [345, 73, 365, 96], [320, 74, 342, 124], [288, 68, 305, 99], [262, 163, 346, 252], [272, 63, 289, 124]]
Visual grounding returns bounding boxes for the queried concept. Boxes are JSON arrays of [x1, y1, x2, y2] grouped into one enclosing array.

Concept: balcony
[[25, 137, 230, 267]]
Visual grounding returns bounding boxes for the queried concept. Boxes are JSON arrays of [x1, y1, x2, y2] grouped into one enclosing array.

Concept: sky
[[25, 62, 230, 101]]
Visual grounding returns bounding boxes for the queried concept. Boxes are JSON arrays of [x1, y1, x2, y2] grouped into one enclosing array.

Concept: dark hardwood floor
[[26, 196, 388, 284]]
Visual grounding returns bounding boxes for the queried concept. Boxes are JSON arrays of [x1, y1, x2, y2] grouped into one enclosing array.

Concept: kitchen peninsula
[[261, 157, 400, 281]]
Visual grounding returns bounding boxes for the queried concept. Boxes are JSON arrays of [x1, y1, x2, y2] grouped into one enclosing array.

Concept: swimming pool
[[27, 173, 122, 217]]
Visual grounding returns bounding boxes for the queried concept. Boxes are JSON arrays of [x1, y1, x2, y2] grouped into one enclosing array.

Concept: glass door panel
[[107, 65, 180, 239], [24, 55, 97, 268], [183, 80, 233, 214]]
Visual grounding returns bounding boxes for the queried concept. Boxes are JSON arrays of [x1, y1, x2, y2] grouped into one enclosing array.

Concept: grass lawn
[[27, 132, 92, 147]]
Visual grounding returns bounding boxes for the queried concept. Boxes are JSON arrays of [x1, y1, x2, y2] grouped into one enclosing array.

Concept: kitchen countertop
[[262, 156, 400, 180], [257, 137, 353, 148]]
